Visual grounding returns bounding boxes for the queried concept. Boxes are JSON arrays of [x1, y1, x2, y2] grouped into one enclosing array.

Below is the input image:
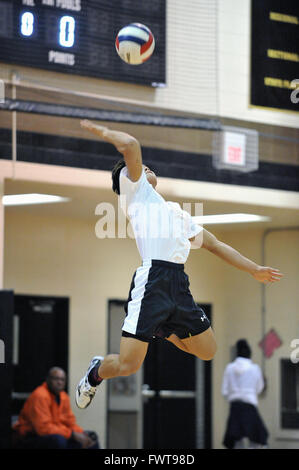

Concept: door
[[12, 294, 69, 416], [143, 339, 196, 449], [107, 300, 143, 449], [143, 304, 212, 449], [0, 290, 14, 449]]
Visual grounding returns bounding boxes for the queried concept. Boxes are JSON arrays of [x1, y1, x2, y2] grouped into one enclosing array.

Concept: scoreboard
[[251, 0, 299, 113], [0, 0, 166, 87]]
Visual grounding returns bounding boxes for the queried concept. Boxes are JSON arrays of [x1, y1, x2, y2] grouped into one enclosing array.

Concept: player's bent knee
[[119, 360, 142, 376], [201, 352, 216, 361], [201, 342, 217, 361]]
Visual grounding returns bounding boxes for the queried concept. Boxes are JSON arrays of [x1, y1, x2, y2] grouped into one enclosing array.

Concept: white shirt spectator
[[221, 357, 264, 406]]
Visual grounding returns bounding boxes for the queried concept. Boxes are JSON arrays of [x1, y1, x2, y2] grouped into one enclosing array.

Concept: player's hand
[[80, 119, 95, 130], [252, 266, 283, 284]]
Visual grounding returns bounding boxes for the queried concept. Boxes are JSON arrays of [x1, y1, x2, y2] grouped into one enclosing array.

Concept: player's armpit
[[189, 231, 204, 249]]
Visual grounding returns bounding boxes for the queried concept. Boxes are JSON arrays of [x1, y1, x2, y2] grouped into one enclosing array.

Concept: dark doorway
[[107, 300, 142, 449], [12, 294, 69, 416], [143, 304, 212, 449], [143, 339, 196, 449], [0, 290, 14, 449]]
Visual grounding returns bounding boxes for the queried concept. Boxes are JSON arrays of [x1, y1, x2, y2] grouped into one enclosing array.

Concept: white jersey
[[221, 357, 264, 406], [119, 167, 202, 263]]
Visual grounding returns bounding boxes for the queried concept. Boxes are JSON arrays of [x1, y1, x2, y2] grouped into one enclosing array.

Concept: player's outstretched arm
[[80, 119, 142, 181], [201, 229, 283, 284]]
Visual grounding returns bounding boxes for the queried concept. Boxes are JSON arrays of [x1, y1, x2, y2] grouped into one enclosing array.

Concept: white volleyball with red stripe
[[115, 23, 155, 65]]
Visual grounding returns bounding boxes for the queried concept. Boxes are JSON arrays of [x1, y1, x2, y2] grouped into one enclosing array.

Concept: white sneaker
[[75, 356, 103, 409]]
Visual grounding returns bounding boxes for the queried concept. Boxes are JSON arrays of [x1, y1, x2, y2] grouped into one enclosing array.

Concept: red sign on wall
[[259, 329, 282, 358]]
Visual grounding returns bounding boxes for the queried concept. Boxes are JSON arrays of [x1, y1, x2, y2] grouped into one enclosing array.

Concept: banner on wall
[[251, 0, 299, 113]]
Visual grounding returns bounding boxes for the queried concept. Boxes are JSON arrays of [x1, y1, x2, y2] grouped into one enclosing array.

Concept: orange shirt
[[13, 382, 83, 439]]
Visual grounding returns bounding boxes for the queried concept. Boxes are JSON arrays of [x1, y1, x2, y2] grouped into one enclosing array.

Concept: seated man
[[13, 367, 99, 449]]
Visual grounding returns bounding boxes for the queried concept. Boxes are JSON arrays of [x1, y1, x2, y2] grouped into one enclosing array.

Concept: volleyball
[[115, 23, 155, 65]]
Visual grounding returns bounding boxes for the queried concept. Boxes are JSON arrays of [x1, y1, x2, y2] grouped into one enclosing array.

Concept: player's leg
[[180, 327, 217, 360], [166, 328, 216, 361], [170, 269, 217, 360], [76, 336, 148, 409], [166, 334, 190, 353], [98, 336, 148, 379]]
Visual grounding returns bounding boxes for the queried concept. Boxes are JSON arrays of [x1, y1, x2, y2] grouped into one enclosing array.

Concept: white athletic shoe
[[75, 356, 103, 409]]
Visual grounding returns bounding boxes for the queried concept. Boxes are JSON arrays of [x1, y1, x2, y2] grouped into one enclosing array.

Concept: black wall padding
[[0, 99, 222, 130], [0, 129, 298, 192]]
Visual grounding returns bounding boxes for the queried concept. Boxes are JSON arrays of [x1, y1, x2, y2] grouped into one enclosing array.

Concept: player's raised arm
[[80, 119, 143, 182], [201, 229, 283, 284]]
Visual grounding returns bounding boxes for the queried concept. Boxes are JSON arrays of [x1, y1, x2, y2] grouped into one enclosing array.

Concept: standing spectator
[[13, 367, 100, 449], [222, 339, 269, 449]]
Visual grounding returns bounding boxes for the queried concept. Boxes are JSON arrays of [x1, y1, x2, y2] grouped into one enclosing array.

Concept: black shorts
[[122, 259, 210, 342]]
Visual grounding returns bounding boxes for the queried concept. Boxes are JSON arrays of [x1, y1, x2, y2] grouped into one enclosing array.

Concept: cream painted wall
[[4, 210, 142, 447], [4, 208, 299, 448], [186, 230, 266, 448], [204, 227, 299, 449], [258, 230, 299, 449], [3, 209, 227, 448]]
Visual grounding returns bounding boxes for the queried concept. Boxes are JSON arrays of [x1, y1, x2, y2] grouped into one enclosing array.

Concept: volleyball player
[[76, 120, 282, 409]]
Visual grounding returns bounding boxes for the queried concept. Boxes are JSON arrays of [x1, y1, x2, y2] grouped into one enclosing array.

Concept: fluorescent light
[[193, 213, 271, 225], [3, 193, 71, 206]]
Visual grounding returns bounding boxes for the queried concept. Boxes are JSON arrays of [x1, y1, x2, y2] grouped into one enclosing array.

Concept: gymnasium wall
[[2, 209, 225, 447], [1, 0, 298, 450], [179, 226, 299, 449], [4, 209, 299, 448]]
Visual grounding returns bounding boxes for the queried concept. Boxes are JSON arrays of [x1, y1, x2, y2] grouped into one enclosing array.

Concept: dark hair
[[112, 159, 126, 195], [236, 339, 251, 358]]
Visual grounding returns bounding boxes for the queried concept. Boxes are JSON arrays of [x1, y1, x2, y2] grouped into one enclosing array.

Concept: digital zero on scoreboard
[[0, 0, 166, 86]]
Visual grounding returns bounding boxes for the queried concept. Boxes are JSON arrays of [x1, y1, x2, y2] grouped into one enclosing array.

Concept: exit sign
[[224, 132, 246, 166]]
